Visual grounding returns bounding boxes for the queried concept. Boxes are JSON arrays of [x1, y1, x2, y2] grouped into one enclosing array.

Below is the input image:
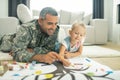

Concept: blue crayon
[[106, 71, 113, 74], [85, 58, 91, 62], [32, 61, 36, 66], [13, 73, 20, 76]]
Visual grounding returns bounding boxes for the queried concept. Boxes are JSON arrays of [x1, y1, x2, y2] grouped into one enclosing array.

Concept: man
[[0, 7, 70, 66], [0, 7, 68, 64], [13, 7, 60, 64]]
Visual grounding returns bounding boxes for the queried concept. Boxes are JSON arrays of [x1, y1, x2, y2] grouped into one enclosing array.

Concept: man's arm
[[12, 26, 35, 62], [12, 25, 60, 64]]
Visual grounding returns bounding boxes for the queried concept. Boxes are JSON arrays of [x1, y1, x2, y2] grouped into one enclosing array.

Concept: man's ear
[[38, 18, 43, 25]]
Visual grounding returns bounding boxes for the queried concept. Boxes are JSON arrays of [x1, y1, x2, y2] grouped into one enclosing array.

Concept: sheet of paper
[[1, 57, 120, 80]]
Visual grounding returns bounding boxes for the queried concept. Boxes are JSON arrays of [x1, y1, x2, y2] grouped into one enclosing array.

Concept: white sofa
[[0, 17, 19, 61], [33, 9, 108, 45], [0, 17, 19, 37], [56, 10, 108, 45], [0, 4, 109, 45], [59, 19, 108, 45], [0, 17, 108, 45]]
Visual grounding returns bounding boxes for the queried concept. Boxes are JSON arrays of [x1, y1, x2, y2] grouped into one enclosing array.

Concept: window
[[30, 0, 93, 15]]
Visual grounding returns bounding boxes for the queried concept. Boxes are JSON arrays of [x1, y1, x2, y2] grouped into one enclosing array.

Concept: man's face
[[38, 14, 58, 35]]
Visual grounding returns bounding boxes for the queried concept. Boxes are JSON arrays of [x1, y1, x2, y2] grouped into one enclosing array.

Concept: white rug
[[0, 46, 120, 60], [81, 46, 120, 58]]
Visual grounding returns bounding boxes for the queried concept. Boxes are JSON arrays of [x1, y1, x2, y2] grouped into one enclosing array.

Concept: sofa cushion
[[59, 10, 71, 24], [59, 25, 71, 36], [17, 4, 33, 23], [70, 12, 84, 24], [57, 27, 67, 43], [84, 25, 95, 44], [82, 14, 92, 25], [0, 17, 19, 36]]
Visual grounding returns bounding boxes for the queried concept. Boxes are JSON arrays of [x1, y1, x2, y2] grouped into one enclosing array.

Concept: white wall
[[0, 0, 8, 18]]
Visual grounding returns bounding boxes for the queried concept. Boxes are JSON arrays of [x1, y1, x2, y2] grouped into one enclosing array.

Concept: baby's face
[[69, 26, 86, 43]]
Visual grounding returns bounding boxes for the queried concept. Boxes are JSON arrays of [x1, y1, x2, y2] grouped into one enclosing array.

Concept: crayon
[[85, 58, 91, 62]]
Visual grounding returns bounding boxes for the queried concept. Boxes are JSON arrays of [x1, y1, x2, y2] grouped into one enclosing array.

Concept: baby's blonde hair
[[70, 22, 86, 35], [71, 22, 86, 31]]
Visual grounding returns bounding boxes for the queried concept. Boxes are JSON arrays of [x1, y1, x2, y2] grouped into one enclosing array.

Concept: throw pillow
[[70, 12, 84, 24], [59, 10, 71, 24], [17, 4, 33, 23], [82, 14, 92, 25]]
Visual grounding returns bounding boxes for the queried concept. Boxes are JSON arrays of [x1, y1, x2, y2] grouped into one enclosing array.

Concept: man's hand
[[32, 52, 60, 64], [42, 52, 60, 64], [32, 51, 71, 66]]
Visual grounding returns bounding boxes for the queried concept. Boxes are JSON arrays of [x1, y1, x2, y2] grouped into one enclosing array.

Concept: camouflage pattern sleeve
[[33, 35, 57, 54], [12, 26, 35, 62]]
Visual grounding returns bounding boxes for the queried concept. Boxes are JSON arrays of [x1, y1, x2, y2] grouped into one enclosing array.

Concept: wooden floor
[[91, 42, 120, 70], [98, 42, 120, 51]]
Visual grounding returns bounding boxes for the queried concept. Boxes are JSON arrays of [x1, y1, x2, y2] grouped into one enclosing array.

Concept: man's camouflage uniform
[[0, 20, 59, 62]]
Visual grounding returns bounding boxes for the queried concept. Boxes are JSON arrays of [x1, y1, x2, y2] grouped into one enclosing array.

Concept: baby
[[58, 22, 86, 66]]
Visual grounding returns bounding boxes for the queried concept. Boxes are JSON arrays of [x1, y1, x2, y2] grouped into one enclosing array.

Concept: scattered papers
[[1, 57, 120, 80]]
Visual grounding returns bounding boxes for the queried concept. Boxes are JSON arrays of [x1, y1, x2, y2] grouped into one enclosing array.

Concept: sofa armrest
[[0, 51, 13, 60], [0, 17, 20, 36], [90, 19, 108, 44]]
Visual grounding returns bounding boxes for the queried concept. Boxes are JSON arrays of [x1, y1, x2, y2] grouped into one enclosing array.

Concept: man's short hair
[[39, 7, 58, 19]]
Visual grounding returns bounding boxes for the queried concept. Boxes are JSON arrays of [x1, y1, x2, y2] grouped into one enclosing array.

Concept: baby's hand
[[60, 57, 71, 67], [64, 51, 71, 59]]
